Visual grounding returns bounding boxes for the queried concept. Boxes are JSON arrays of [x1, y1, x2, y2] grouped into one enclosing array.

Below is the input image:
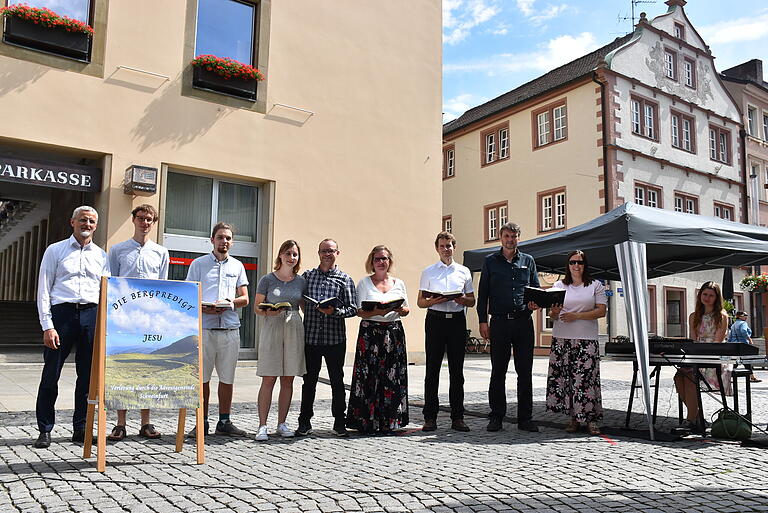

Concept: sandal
[[107, 425, 126, 442], [564, 419, 579, 433], [750, 376, 762, 383], [138, 423, 161, 439], [587, 422, 601, 435]]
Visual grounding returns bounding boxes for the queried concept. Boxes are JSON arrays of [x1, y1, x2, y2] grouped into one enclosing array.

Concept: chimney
[[722, 60, 764, 83]]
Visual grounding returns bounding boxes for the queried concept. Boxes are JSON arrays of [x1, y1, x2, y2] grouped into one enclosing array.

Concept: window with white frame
[[538, 188, 566, 232], [748, 107, 757, 137], [635, 183, 661, 208], [763, 114, 768, 142], [533, 100, 567, 148], [683, 58, 695, 88], [664, 49, 677, 80], [674, 23, 685, 40], [484, 202, 507, 241], [674, 193, 698, 214], [481, 122, 510, 166], [442, 145, 455, 179], [671, 110, 695, 152], [709, 125, 731, 164], [442, 216, 452, 233], [631, 96, 658, 140], [714, 202, 735, 221]]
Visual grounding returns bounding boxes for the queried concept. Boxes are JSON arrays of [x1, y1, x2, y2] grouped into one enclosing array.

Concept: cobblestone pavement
[[2, 357, 768, 512]]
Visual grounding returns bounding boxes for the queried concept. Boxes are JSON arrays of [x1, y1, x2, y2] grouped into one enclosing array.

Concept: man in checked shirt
[[295, 239, 357, 437]]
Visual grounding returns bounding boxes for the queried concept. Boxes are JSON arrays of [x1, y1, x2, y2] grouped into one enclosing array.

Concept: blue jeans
[[36, 303, 97, 433]]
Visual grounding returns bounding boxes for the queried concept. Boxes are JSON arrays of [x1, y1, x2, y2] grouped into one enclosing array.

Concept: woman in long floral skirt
[[346, 245, 410, 434], [545, 250, 607, 435]]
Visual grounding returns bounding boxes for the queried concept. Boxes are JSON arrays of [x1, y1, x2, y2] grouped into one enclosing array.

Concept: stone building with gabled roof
[[443, 0, 748, 347]]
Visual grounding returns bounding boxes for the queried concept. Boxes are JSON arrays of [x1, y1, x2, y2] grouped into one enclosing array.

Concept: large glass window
[[217, 181, 258, 242], [9, 0, 90, 22], [195, 0, 256, 65], [165, 173, 213, 238]]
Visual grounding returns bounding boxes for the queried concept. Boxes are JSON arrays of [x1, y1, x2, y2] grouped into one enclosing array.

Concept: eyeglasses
[[373, 256, 390, 262], [319, 249, 338, 254], [568, 260, 585, 266]]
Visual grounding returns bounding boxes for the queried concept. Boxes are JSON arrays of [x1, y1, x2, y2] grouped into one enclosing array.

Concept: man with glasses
[[477, 222, 541, 433], [296, 239, 358, 437], [34, 206, 110, 448], [106, 204, 169, 441], [418, 231, 475, 432]]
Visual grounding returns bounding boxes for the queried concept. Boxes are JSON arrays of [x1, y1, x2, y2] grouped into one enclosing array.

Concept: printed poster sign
[[105, 277, 201, 410]]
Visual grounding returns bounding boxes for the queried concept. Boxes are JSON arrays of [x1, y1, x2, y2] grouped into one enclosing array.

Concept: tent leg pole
[[626, 361, 638, 428], [652, 365, 661, 425]]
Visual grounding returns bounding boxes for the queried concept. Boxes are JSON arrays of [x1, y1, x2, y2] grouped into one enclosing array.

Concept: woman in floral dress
[[346, 245, 410, 434], [675, 281, 729, 430], [545, 250, 607, 435]]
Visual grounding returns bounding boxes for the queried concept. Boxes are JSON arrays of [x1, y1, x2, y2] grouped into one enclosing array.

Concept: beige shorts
[[257, 310, 306, 377], [202, 328, 241, 384]]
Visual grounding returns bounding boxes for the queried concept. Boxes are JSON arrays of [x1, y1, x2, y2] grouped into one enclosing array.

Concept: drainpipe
[[593, 70, 613, 340]]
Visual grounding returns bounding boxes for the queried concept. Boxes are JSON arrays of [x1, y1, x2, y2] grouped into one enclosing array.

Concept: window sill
[[631, 132, 659, 142], [480, 156, 510, 168], [533, 137, 568, 151]]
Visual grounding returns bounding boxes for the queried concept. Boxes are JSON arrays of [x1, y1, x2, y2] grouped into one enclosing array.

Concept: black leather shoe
[[451, 419, 470, 432], [71, 429, 87, 443], [487, 418, 503, 432], [518, 420, 539, 432], [422, 419, 437, 432], [34, 432, 51, 448]]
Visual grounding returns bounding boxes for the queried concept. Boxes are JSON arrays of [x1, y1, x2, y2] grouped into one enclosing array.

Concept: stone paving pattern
[[2, 357, 768, 512]]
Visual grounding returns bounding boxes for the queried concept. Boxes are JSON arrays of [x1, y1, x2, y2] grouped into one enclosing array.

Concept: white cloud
[[444, 32, 598, 75], [516, 0, 568, 24], [443, 93, 484, 121], [698, 12, 768, 45], [443, 0, 501, 45]]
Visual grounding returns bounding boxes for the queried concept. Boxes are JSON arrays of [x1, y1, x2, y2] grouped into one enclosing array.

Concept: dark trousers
[[36, 303, 97, 433], [488, 315, 534, 422], [299, 342, 346, 423], [423, 313, 466, 420]]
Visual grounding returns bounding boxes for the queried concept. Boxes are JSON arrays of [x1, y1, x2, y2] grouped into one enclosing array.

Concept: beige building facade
[[0, 0, 443, 361], [443, 0, 748, 349]]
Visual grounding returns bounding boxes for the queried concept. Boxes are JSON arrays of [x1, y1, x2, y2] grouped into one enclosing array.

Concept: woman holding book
[[546, 250, 607, 435], [346, 244, 410, 434], [674, 281, 730, 430], [253, 240, 307, 441]]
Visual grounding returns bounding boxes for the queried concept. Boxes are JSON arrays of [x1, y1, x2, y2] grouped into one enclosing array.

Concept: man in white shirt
[[186, 222, 249, 437], [417, 231, 475, 432], [106, 204, 169, 441], [34, 206, 110, 449]]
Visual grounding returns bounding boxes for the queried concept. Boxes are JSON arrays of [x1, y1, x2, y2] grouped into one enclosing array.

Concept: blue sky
[[106, 278, 199, 354], [443, 0, 768, 121]]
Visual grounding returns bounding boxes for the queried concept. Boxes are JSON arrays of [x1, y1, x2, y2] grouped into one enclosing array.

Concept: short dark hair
[[131, 204, 158, 222], [211, 222, 235, 239], [499, 222, 521, 236], [434, 231, 456, 248]]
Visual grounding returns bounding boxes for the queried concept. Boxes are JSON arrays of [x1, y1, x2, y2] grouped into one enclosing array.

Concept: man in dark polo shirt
[[477, 222, 540, 433]]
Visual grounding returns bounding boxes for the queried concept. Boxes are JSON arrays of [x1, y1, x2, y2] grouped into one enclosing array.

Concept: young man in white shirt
[[186, 222, 249, 437], [417, 232, 475, 432], [34, 206, 110, 448], [107, 204, 170, 441]]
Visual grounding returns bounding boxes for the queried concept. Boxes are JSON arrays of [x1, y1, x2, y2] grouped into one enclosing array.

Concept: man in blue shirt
[[477, 222, 540, 433], [728, 311, 761, 383]]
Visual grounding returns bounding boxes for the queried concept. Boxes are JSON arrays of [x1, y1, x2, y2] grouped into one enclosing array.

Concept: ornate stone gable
[[645, 41, 713, 105]]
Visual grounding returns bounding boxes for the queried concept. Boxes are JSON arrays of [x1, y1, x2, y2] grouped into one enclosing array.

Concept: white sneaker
[[255, 425, 269, 441], [277, 422, 295, 438]]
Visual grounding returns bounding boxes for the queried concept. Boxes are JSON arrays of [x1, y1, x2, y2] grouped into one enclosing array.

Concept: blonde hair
[[273, 240, 301, 274], [365, 244, 393, 274]]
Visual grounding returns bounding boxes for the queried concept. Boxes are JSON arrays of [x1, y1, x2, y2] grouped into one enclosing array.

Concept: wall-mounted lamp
[[123, 165, 158, 196]]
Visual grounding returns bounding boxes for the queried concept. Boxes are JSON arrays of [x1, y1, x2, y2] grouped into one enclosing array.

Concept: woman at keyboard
[[546, 250, 607, 435], [674, 281, 729, 430]]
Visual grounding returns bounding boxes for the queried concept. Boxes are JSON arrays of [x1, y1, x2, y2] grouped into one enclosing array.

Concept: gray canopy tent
[[463, 202, 768, 440]]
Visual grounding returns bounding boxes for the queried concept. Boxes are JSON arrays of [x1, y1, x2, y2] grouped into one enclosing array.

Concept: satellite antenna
[[617, 0, 657, 32]]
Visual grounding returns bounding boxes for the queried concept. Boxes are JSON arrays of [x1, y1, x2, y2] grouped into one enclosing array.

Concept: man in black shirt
[[477, 222, 540, 433]]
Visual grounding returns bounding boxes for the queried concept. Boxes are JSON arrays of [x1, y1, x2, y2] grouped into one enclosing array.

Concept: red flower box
[[2, 5, 92, 61]]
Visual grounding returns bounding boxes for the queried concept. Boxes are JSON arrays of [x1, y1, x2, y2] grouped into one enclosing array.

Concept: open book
[[421, 289, 463, 300], [303, 295, 342, 309], [360, 298, 405, 312], [202, 300, 233, 309], [523, 286, 565, 308], [258, 302, 292, 311]]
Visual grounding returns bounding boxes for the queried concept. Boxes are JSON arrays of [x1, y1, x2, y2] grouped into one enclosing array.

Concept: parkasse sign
[[0, 155, 102, 192]]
